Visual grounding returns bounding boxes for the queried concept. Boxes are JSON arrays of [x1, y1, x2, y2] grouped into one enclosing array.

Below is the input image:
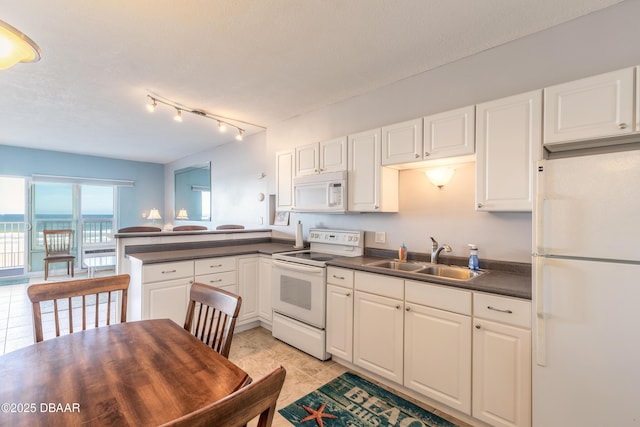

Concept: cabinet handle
[[477, 203, 484, 209], [395, 305, 401, 310], [346, 292, 351, 297], [210, 279, 223, 283], [487, 305, 513, 314], [406, 306, 411, 311], [374, 205, 379, 210], [475, 324, 481, 329], [424, 152, 430, 157], [315, 169, 319, 172], [210, 264, 222, 268], [619, 123, 628, 129], [333, 275, 345, 280], [414, 153, 420, 158], [161, 270, 177, 274]]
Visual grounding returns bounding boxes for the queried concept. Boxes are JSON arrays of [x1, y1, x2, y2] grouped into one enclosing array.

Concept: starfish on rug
[[299, 402, 338, 427]]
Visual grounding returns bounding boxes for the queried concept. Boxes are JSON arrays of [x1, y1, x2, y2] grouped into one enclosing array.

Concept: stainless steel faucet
[[430, 237, 452, 264]]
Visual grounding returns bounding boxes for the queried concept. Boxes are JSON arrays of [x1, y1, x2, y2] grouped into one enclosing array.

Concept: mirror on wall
[[174, 163, 211, 221]]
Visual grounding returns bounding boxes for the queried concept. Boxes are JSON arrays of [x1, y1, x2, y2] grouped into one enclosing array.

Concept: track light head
[[174, 109, 182, 122], [217, 121, 227, 132], [235, 129, 244, 141], [146, 98, 157, 112]]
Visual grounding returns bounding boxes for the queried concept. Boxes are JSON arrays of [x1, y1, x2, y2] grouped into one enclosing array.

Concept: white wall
[[265, 0, 640, 263]]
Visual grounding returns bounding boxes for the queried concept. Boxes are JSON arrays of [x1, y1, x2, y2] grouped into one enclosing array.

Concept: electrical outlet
[[374, 232, 386, 244]]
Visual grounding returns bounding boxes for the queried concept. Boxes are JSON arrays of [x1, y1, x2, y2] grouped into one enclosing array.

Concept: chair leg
[[44, 261, 48, 280], [70, 260, 74, 277]]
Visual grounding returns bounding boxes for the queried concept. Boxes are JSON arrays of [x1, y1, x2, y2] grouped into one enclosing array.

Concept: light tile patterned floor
[[0, 272, 469, 427]]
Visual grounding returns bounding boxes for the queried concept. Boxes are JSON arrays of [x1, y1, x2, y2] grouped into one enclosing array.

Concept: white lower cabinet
[[353, 272, 404, 383], [257, 255, 273, 324], [237, 255, 259, 324], [404, 281, 472, 415], [472, 293, 532, 427], [141, 260, 194, 326]]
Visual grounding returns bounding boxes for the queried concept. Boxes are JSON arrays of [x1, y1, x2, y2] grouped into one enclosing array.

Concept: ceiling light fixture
[[0, 19, 41, 70], [145, 93, 265, 141]]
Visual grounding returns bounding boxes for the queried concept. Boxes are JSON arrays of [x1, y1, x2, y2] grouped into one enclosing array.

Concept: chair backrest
[[118, 226, 162, 233], [161, 366, 286, 427], [27, 274, 130, 343], [43, 229, 73, 256], [184, 282, 242, 358], [173, 225, 208, 231], [215, 224, 245, 230]]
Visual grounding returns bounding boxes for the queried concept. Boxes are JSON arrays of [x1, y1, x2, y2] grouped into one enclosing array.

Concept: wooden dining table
[[0, 319, 251, 426]]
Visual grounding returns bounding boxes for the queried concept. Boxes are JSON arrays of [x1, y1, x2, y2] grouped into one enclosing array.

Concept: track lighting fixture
[[145, 93, 265, 141]]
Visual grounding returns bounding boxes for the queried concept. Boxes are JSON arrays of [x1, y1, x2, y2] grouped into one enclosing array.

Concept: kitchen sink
[[366, 259, 426, 272], [365, 259, 483, 281]]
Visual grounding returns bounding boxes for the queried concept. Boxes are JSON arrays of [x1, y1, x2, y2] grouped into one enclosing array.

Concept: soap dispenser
[[468, 244, 479, 271]]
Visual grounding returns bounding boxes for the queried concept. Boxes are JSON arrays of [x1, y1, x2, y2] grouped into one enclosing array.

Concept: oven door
[[272, 259, 326, 329]]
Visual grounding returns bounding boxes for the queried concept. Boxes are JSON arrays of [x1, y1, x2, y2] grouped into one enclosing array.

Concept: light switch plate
[[374, 232, 386, 244]]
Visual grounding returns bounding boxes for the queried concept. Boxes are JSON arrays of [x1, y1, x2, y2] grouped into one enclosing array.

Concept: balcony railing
[[0, 222, 25, 270]]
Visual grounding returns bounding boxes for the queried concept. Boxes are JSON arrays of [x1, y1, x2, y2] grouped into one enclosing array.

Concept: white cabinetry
[[326, 267, 354, 362], [141, 261, 194, 326], [544, 67, 636, 149], [237, 255, 259, 324], [195, 256, 237, 293], [472, 293, 531, 427], [348, 128, 398, 212], [295, 137, 347, 176], [404, 281, 472, 415], [475, 90, 542, 212], [353, 272, 404, 383], [381, 118, 423, 165], [257, 255, 272, 324], [424, 105, 475, 160], [276, 150, 294, 211]]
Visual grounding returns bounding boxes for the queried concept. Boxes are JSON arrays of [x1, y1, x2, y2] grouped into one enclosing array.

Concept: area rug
[[279, 371, 458, 427]]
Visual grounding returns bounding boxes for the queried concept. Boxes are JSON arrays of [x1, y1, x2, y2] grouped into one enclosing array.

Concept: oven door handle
[[272, 259, 325, 275]]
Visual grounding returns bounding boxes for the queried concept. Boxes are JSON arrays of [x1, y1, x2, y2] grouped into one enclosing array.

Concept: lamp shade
[[176, 209, 188, 220], [0, 20, 41, 70], [148, 208, 162, 220], [425, 167, 455, 188]]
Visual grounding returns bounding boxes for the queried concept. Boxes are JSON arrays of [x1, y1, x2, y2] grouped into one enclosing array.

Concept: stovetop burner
[[280, 251, 336, 262]]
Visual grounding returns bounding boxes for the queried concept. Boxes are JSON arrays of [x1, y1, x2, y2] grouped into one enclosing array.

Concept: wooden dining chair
[[27, 274, 130, 343], [118, 226, 162, 233], [173, 225, 208, 231], [43, 229, 75, 280], [183, 282, 242, 358], [161, 366, 286, 427]]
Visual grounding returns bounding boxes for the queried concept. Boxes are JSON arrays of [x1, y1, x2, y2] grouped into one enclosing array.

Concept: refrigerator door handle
[[534, 255, 546, 366], [534, 160, 545, 255]]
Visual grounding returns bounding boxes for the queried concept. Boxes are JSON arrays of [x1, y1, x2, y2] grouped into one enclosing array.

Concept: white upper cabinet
[[348, 128, 398, 212], [295, 142, 319, 176], [319, 137, 348, 173], [295, 137, 347, 176], [544, 67, 636, 149], [381, 118, 423, 165], [424, 105, 475, 160], [476, 90, 542, 212], [275, 150, 294, 211]]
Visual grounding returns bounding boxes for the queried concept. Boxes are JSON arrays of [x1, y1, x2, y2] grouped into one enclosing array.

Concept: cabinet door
[[381, 118, 423, 165], [353, 291, 403, 383], [276, 150, 294, 210], [424, 105, 475, 160], [544, 67, 635, 147], [258, 256, 272, 323], [143, 277, 192, 326], [348, 128, 398, 212], [237, 256, 259, 323], [476, 90, 541, 212], [320, 137, 347, 172], [326, 284, 353, 362], [473, 319, 531, 427], [295, 142, 319, 176], [404, 303, 472, 415]]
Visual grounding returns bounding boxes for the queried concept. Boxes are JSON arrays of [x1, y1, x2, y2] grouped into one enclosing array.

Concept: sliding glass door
[[0, 177, 28, 277]]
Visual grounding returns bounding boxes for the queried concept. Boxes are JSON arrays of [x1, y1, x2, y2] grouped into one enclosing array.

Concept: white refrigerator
[[533, 149, 640, 426]]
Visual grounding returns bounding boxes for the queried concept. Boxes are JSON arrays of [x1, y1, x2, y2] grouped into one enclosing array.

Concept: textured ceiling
[[0, 0, 623, 163]]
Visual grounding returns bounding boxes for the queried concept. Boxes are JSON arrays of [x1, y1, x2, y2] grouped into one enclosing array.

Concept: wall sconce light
[[425, 167, 455, 188], [176, 209, 188, 220], [0, 20, 41, 70], [147, 208, 162, 225]]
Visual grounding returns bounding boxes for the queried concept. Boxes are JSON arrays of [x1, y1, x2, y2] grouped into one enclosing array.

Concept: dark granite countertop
[[327, 255, 532, 300], [127, 242, 297, 264]]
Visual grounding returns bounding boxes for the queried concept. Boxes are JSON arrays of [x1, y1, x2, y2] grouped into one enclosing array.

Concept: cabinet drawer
[[195, 257, 236, 275], [473, 293, 531, 329], [143, 261, 193, 283], [405, 280, 471, 316], [355, 271, 403, 300], [327, 267, 354, 288], [195, 271, 236, 288]]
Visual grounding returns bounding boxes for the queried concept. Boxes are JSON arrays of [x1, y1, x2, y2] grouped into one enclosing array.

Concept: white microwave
[[292, 171, 347, 213]]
